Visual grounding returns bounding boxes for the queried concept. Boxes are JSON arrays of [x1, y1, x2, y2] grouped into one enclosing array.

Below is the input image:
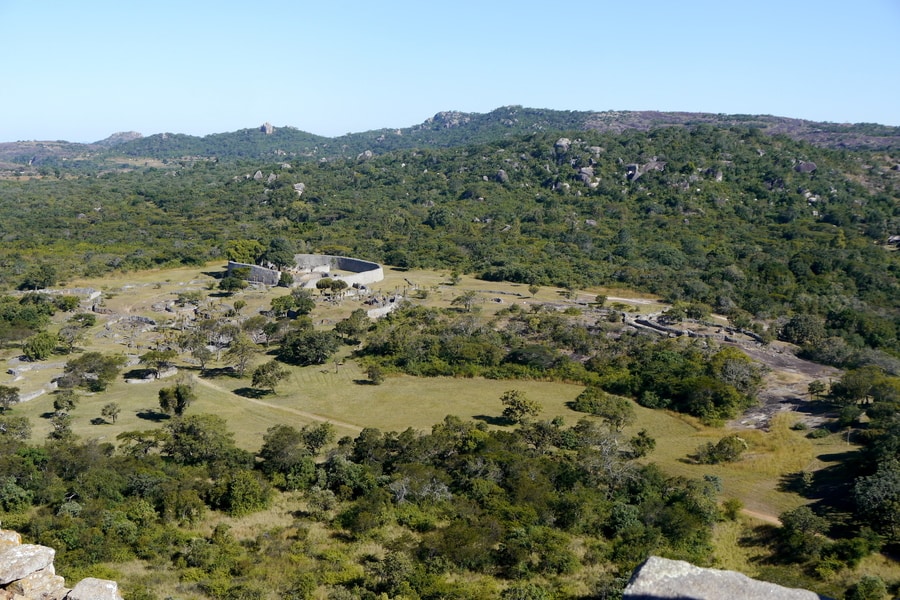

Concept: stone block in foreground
[[624, 556, 830, 600], [66, 578, 123, 600]]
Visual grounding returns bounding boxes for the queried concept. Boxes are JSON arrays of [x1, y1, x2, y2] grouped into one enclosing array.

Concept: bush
[[691, 434, 747, 464]]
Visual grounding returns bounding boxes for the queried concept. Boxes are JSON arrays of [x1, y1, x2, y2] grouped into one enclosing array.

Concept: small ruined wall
[[226, 261, 281, 286]]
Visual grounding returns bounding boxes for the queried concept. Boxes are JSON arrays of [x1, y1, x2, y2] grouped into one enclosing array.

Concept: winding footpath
[[193, 375, 363, 434]]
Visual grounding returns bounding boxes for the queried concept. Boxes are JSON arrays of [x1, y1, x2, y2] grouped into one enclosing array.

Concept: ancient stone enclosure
[[227, 253, 384, 289]]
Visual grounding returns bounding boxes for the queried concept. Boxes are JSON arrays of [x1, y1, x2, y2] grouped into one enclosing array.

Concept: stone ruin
[[0, 527, 123, 600]]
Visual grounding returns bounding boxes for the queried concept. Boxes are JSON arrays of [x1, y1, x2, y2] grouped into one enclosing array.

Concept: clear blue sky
[[2, 0, 898, 143]]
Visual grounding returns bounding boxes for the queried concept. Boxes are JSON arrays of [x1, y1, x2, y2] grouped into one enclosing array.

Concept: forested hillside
[[2, 125, 898, 358]]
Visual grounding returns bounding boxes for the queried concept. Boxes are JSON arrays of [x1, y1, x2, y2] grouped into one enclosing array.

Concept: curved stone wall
[[227, 253, 383, 289], [292, 254, 384, 289]]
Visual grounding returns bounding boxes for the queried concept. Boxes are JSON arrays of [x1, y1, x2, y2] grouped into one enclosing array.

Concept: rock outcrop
[[0, 528, 123, 600], [623, 556, 830, 599]]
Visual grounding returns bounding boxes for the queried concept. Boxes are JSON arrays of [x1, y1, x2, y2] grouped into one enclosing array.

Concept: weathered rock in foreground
[[0, 528, 122, 600], [624, 556, 830, 600], [67, 578, 123, 600]]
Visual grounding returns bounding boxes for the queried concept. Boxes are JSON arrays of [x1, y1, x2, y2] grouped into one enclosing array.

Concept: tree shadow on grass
[[124, 368, 156, 380], [353, 379, 378, 386], [472, 414, 509, 427], [136, 410, 170, 422], [90, 417, 108, 425], [201, 367, 237, 379], [234, 387, 271, 399]]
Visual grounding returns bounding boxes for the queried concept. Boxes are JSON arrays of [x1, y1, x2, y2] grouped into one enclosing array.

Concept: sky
[[1, 0, 898, 143]]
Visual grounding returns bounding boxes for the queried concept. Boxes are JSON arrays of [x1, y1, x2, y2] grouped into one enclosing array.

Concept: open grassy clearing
[[2, 262, 864, 525]]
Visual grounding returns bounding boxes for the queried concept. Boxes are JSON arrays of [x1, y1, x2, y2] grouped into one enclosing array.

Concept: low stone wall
[[0, 528, 123, 600]]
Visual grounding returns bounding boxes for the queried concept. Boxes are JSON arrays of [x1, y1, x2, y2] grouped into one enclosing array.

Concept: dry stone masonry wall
[[228, 253, 384, 289], [0, 528, 123, 600]]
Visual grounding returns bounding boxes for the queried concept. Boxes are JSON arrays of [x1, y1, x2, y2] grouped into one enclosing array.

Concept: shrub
[[691, 434, 747, 464]]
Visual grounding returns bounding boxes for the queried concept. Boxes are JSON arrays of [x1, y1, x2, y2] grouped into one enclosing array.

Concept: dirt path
[[741, 508, 781, 526], [193, 376, 364, 433]]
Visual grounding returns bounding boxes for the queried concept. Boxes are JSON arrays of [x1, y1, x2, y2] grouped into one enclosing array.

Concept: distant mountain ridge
[[2, 106, 899, 170]]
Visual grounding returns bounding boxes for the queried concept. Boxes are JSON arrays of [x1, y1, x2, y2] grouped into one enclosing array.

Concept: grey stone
[[0, 529, 22, 547], [7, 566, 67, 599], [0, 545, 55, 585], [623, 556, 828, 599], [66, 578, 123, 600]]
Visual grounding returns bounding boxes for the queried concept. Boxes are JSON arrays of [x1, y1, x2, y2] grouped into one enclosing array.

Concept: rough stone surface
[[7, 567, 66, 599], [623, 556, 829, 599], [0, 546, 54, 586], [65, 578, 123, 600], [0, 531, 21, 548]]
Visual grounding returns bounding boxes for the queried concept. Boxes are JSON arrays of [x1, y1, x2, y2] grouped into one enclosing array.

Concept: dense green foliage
[[1, 125, 898, 361], [0, 410, 722, 599]]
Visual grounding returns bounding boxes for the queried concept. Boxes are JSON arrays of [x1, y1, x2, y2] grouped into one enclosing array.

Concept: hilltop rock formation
[[0, 527, 123, 600], [623, 556, 830, 600]]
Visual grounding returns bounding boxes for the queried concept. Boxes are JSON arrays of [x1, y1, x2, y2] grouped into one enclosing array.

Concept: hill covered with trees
[[0, 111, 898, 598]]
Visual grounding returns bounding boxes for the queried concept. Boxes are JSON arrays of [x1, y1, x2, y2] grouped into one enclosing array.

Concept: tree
[[290, 288, 316, 314], [0, 415, 31, 441], [159, 383, 196, 417], [528, 284, 540, 297], [18, 264, 57, 290], [224, 333, 258, 377], [251, 361, 289, 393], [334, 308, 370, 341], [191, 344, 214, 373], [500, 389, 541, 424], [258, 424, 317, 490], [101, 402, 120, 423], [0, 386, 20, 414], [218, 276, 247, 294], [48, 411, 74, 441], [23, 331, 57, 361], [52, 389, 78, 413], [778, 505, 830, 561], [778, 314, 826, 346], [163, 413, 239, 467], [367, 364, 385, 385], [277, 330, 339, 366], [139, 349, 178, 378], [854, 459, 900, 540], [57, 325, 84, 353], [692, 434, 748, 464], [262, 237, 295, 269], [224, 238, 265, 264], [571, 387, 635, 431], [451, 290, 480, 312], [808, 379, 827, 400]]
